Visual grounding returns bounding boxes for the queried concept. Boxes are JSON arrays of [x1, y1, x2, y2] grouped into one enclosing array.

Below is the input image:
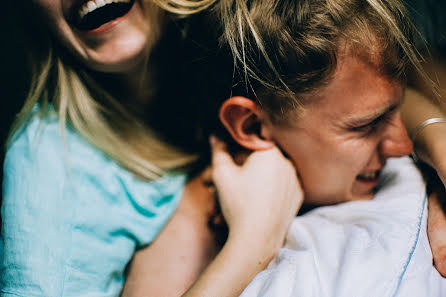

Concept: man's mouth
[[73, 0, 135, 31], [356, 170, 381, 182]]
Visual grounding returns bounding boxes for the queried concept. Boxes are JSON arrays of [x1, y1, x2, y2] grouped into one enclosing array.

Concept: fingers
[[427, 189, 446, 277], [244, 145, 280, 164], [199, 166, 214, 188], [210, 136, 236, 171], [210, 135, 289, 169]]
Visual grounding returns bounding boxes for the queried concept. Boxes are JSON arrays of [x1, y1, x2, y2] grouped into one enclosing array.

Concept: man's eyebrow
[[348, 103, 399, 126]]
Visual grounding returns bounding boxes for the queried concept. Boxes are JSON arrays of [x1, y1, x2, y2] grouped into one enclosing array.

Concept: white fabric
[[241, 157, 446, 297]]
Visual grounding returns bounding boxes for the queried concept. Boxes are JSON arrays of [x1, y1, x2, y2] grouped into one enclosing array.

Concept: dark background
[[1, 3, 30, 233]]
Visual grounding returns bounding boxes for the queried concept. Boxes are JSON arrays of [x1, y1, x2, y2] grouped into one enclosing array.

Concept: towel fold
[[241, 157, 446, 297]]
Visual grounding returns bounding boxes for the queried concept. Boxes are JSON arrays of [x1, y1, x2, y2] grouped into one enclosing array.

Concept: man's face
[[266, 54, 413, 205]]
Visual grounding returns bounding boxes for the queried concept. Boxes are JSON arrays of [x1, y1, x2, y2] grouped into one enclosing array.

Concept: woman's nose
[[379, 113, 413, 158]]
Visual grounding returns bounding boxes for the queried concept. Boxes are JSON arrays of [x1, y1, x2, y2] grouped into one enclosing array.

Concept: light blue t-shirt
[[1, 106, 187, 297]]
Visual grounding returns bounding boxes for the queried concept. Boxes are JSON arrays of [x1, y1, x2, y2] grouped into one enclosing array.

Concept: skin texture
[[121, 54, 446, 296], [401, 56, 446, 277], [428, 189, 446, 277], [32, 2, 305, 296], [31, 1, 446, 292], [182, 139, 303, 297], [122, 171, 220, 296], [221, 53, 413, 206], [267, 55, 412, 204], [123, 141, 304, 297], [32, 0, 163, 73]]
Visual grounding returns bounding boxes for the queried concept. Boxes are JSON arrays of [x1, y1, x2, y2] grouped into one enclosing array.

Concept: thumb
[[210, 136, 238, 173], [245, 145, 281, 164]]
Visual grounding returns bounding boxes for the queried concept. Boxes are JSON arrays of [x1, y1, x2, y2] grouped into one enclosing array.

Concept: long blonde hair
[[9, 0, 218, 180]]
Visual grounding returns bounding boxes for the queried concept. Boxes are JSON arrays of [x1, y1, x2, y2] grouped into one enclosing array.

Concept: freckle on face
[[268, 54, 406, 205]]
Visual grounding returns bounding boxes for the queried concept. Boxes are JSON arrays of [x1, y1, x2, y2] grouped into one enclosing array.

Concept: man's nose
[[378, 113, 413, 158]]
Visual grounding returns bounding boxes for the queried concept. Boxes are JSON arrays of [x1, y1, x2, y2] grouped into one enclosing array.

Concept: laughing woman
[[0, 1, 302, 296]]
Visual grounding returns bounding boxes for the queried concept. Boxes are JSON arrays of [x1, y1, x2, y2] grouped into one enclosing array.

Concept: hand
[[210, 136, 304, 255], [426, 172, 446, 277], [428, 189, 446, 277], [419, 138, 446, 277], [401, 86, 446, 277], [180, 138, 303, 297]]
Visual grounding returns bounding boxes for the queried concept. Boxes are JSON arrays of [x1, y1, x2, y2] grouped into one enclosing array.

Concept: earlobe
[[219, 96, 275, 151]]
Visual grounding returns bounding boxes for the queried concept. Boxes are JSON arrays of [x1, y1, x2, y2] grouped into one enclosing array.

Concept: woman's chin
[[65, 0, 160, 74], [81, 42, 149, 74]]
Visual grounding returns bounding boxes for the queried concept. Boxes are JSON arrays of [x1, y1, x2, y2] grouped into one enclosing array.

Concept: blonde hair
[[210, 0, 433, 124], [9, 0, 219, 180]]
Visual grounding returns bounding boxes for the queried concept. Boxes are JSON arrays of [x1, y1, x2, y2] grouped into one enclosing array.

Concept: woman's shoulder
[[5, 104, 187, 198], [7, 104, 116, 173], [1, 105, 187, 296], [3, 104, 187, 243]]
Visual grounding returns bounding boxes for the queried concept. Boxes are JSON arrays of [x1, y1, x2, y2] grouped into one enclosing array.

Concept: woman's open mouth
[[73, 0, 136, 31]]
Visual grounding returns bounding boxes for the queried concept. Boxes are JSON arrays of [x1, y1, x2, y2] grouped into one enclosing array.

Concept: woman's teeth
[[78, 0, 132, 20], [75, 0, 134, 31]]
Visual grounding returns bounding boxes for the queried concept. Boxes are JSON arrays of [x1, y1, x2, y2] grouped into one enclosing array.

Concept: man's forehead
[[303, 56, 404, 119]]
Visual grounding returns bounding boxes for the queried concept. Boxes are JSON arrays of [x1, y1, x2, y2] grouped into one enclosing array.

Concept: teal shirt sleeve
[[1, 108, 186, 297]]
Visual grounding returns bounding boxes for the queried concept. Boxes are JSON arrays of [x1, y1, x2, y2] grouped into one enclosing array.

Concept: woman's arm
[[122, 171, 221, 297], [1, 109, 189, 296], [182, 137, 303, 297], [401, 88, 446, 170], [401, 55, 446, 276], [122, 138, 303, 297], [427, 188, 446, 275]]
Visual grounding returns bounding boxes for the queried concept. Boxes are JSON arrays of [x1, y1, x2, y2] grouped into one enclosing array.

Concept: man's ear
[[219, 96, 274, 151]]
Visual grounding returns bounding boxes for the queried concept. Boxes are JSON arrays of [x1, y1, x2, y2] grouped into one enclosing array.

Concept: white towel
[[241, 157, 446, 297]]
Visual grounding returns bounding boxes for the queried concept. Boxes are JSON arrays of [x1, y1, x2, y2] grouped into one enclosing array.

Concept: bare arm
[[401, 54, 446, 277], [402, 55, 446, 169], [401, 88, 446, 170], [182, 138, 303, 297], [122, 138, 303, 296], [122, 172, 220, 297]]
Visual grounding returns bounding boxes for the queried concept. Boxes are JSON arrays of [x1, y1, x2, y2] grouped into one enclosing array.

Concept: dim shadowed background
[[0, 3, 30, 235]]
